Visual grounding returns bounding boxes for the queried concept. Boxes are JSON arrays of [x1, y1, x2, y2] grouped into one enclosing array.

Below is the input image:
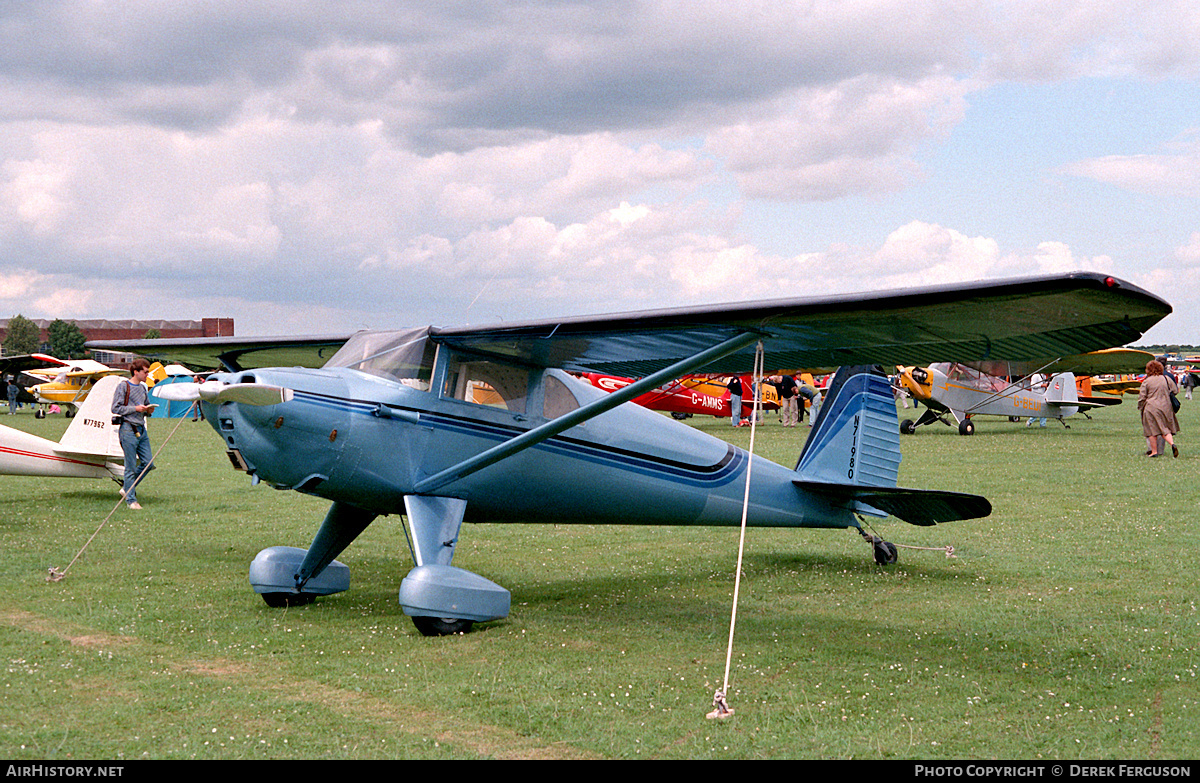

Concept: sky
[[1, 1, 1198, 345]]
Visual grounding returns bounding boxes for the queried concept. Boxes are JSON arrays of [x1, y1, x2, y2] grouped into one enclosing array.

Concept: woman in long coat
[[1138, 360, 1180, 457]]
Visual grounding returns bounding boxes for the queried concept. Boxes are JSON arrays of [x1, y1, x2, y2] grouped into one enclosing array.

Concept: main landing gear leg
[[250, 501, 377, 607], [398, 496, 510, 636], [899, 407, 947, 434]]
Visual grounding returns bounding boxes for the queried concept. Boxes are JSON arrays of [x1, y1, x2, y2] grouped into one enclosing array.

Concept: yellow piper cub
[[896, 348, 1151, 435], [26, 360, 164, 417]]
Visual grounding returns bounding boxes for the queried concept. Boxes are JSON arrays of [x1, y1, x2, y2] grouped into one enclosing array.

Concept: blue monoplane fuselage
[[203, 364, 853, 531]]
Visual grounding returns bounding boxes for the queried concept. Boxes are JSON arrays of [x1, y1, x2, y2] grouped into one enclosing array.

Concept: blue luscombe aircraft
[[88, 272, 1171, 635]]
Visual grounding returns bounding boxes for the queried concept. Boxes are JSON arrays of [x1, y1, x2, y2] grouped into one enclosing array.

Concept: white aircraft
[[0, 375, 125, 480]]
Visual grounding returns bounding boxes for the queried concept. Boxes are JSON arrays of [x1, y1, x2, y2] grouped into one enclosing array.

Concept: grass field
[[1, 396, 1195, 759]]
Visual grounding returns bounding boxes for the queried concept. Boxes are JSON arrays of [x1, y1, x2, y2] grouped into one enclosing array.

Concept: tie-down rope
[[708, 340, 765, 720], [47, 402, 197, 583]]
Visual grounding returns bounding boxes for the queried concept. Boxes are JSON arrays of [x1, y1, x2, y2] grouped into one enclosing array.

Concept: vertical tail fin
[[795, 365, 901, 488], [56, 375, 124, 459], [147, 362, 167, 386], [793, 365, 992, 526], [1044, 372, 1078, 404]]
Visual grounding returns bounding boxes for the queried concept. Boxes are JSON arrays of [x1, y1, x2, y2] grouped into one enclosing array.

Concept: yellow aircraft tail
[[147, 362, 167, 387]]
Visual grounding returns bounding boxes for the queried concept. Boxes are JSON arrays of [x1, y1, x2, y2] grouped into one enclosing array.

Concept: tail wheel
[[873, 539, 898, 566]]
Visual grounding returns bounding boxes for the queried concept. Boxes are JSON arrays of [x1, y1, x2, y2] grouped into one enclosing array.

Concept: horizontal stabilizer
[[793, 365, 990, 526], [1077, 395, 1122, 408], [794, 480, 992, 526]]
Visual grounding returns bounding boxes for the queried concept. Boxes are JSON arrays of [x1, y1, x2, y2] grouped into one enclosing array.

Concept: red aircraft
[[578, 372, 785, 420]]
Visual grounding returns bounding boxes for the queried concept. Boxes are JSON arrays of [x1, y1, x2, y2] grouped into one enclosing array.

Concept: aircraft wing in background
[[85, 334, 356, 371], [961, 347, 1157, 380]]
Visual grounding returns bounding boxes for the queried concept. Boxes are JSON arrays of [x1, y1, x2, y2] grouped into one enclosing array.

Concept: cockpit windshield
[[323, 327, 437, 391], [931, 362, 1011, 392]]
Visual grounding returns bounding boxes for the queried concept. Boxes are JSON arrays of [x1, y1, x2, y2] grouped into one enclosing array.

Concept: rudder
[[1044, 372, 1078, 404], [795, 365, 901, 488]]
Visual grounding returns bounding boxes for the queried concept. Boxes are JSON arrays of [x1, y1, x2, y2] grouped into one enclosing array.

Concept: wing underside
[[85, 334, 356, 371]]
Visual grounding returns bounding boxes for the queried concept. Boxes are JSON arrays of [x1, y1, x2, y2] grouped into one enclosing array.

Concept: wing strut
[[413, 331, 763, 494], [964, 357, 1063, 412]]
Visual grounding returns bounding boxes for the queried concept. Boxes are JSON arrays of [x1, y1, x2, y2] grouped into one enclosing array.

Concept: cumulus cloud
[[707, 74, 969, 200], [1058, 129, 1200, 196], [0, 1, 1195, 342], [1177, 231, 1200, 263], [978, 0, 1200, 80]]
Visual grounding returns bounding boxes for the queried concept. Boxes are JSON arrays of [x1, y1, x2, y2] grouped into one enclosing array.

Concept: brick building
[[0, 317, 234, 361]]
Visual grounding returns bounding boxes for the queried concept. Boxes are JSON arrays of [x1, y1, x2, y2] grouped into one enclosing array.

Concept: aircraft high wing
[[956, 347, 1156, 381], [0, 353, 67, 373], [425, 273, 1167, 377], [86, 334, 356, 372], [0, 353, 70, 405], [86, 272, 1171, 636], [97, 273, 1167, 376]]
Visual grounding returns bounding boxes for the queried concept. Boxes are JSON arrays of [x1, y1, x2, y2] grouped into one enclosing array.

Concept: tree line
[[2, 314, 88, 359], [1133, 344, 1200, 355]]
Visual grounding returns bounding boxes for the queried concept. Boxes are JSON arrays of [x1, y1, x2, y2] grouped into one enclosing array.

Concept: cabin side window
[[542, 373, 580, 419], [443, 354, 530, 414]]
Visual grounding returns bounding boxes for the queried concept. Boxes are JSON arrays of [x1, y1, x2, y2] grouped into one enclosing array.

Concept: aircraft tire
[[899, 419, 916, 434], [260, 592, 316, 608], [873, 540, 898, 566], [958, 420, 975, 436], [412, 616, 474, 636]]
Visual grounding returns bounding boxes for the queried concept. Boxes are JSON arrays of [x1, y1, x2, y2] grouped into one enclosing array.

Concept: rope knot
[[706, 690, 734, 720]]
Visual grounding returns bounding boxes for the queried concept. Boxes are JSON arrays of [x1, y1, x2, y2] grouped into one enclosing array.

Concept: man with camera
[[111, 357, 157, 510]]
